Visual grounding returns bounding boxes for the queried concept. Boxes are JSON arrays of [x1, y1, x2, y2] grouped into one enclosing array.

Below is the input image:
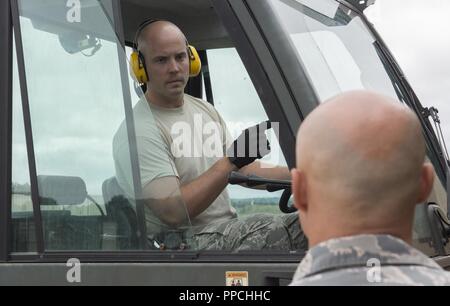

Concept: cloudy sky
[[365, 0, 450, 152]]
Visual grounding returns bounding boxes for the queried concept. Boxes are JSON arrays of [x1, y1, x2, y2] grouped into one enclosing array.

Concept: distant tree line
[[12, 182, 31, 194], [231, 197, 279, 207]]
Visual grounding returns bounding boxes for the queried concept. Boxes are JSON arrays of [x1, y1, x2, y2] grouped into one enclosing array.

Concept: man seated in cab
[[113, 20, 306, 252]]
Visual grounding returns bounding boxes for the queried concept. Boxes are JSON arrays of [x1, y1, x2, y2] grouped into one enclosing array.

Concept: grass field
[[12, 192, 288, 217]]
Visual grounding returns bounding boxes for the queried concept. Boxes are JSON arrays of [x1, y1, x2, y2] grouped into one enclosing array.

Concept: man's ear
[[291, 168, 307, 213], [417, 163, 435, 203]]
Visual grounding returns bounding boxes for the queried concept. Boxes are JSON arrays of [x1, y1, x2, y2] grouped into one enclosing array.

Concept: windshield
[[268, 0, 403, 102], [267, 0, 441, 255]]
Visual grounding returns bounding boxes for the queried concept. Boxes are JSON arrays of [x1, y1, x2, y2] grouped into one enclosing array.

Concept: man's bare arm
[[240, 161, 290, 180], [180, 157, 237, 220], [238, 161, 290, 189], [143, 157, 237, 226], [143, 160, 285, 225]]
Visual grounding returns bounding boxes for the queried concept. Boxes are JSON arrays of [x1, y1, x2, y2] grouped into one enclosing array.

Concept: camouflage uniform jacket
[[290, 234, 450, 286]]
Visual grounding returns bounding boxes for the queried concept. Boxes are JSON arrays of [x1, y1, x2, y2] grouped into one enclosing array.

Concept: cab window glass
[[207, 48, 288, 216], [269, 0, 443, 256], [15, 0, 188, 251], [269, 0, 401, 102]]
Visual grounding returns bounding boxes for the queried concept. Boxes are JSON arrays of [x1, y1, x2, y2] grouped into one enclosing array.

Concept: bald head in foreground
[[290, 91, 450, 286]]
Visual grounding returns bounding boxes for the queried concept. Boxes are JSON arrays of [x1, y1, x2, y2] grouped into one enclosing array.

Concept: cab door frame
[[2, 0, 323, 265], [2, 0, 310, 264], [110, 0, 149, 250], [4, 0, 150, 262], [0, 0, 13, 263], [11, 0, 49, 256]]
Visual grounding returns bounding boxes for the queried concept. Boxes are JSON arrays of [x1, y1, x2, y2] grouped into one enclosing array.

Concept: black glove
[[227, 121, 272, 169]]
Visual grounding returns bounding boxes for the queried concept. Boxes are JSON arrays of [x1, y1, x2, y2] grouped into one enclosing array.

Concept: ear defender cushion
[[188, 45, 202, 77], [130, 51, 148, 84]]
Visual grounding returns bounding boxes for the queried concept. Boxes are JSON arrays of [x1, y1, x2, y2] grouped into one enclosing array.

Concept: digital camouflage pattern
[[290, 234, 450, 286], [188, 213, 307, 252]]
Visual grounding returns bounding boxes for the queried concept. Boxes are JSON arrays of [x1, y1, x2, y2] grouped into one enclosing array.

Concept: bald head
[[299, 91, 425, 203], [135, 20, 190, 106], [292, 90, 434, 245], [137, 20, 187, 54]]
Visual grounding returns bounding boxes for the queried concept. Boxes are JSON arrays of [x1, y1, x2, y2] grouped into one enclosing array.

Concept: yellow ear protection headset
[[130, 19, 202, 86]]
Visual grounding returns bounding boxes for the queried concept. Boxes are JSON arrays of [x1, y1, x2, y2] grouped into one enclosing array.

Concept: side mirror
[[427, 203, 450, 255], [59, 32, 102, 56]]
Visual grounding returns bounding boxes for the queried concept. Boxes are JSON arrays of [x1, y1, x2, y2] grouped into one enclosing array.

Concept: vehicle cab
[[1, 0, 450, 285]]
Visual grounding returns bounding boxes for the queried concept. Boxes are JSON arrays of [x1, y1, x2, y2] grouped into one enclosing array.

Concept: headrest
[[37, 175, 87, 205], [102, 177, 126, 204]]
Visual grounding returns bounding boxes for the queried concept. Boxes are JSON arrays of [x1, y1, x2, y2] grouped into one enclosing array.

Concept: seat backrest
[[102, 177, 139, 249]]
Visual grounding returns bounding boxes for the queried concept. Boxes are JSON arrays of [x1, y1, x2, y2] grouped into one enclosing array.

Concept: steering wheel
[[279, 188, 296, 213]]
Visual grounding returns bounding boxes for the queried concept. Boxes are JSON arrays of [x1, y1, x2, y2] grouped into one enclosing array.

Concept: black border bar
[[11, 0, 45, 254], [110, 0, 148, 248], [0, 0, 13, 262]]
